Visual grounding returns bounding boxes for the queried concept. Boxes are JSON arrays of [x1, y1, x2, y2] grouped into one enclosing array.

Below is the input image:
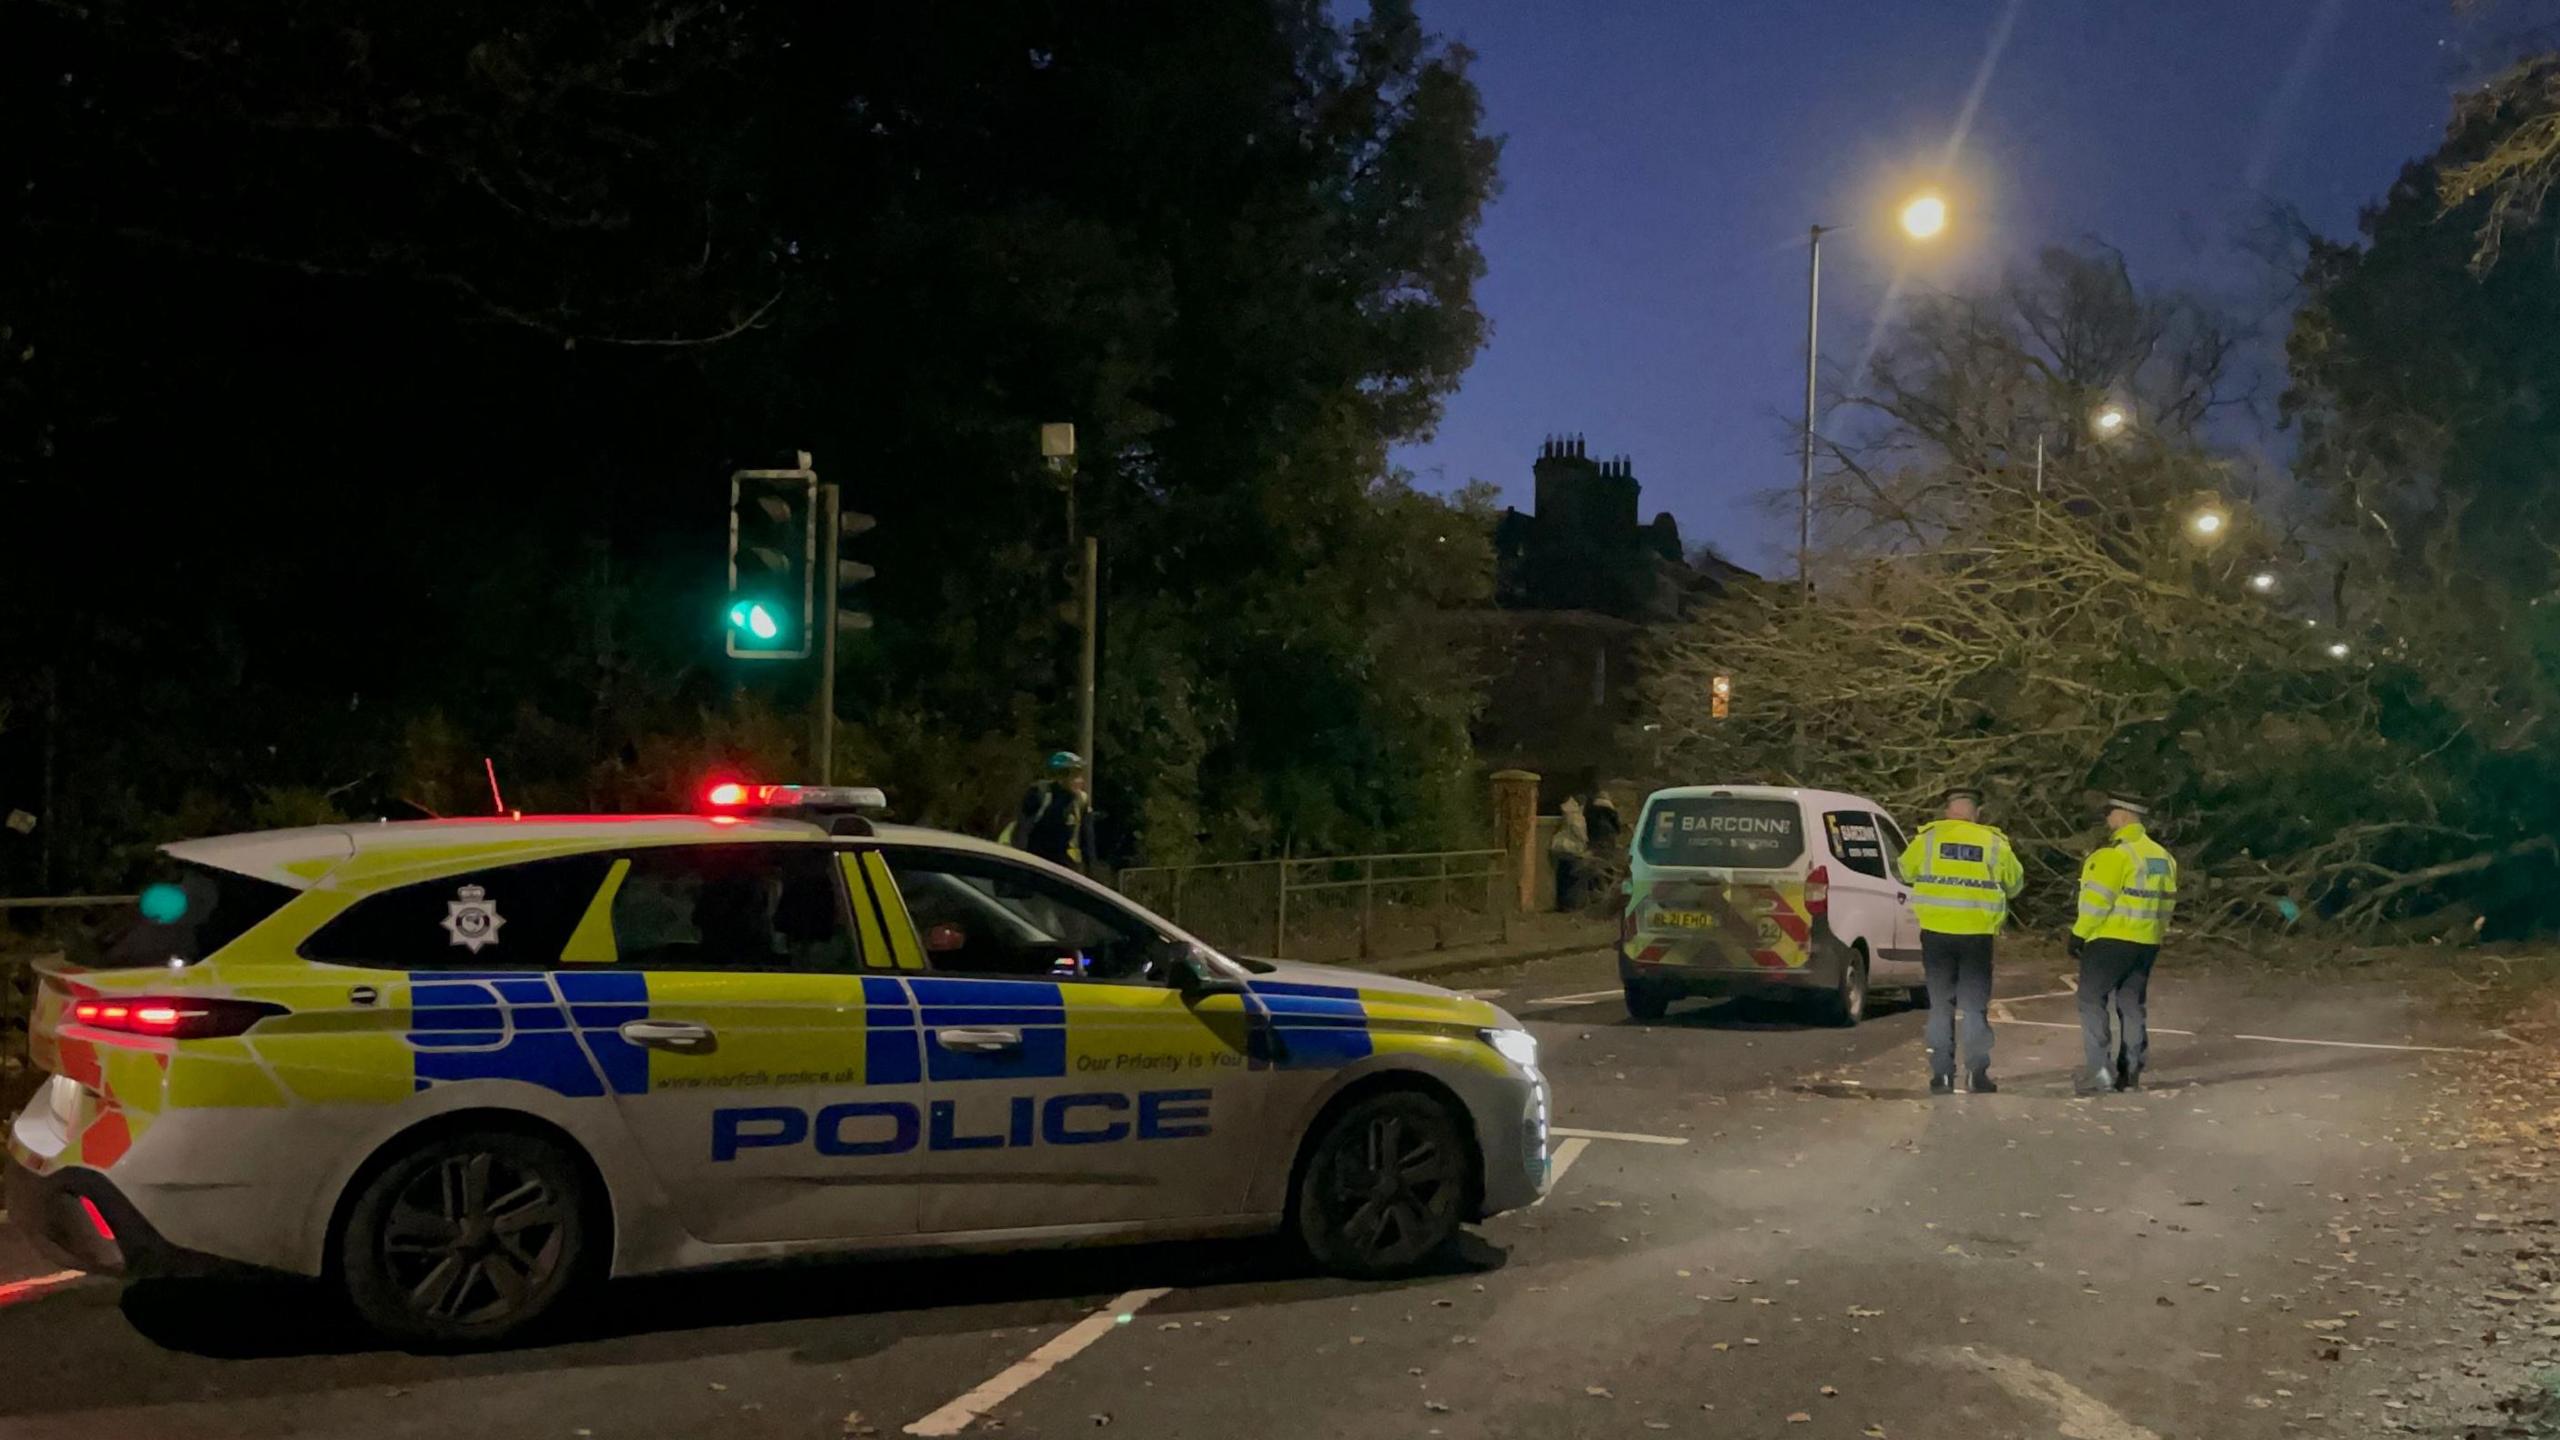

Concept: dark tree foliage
[[0, 0, 1500, 887]]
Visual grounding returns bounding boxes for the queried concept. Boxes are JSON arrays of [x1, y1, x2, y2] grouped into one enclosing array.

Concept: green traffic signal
[[726, 600, 783, 643]]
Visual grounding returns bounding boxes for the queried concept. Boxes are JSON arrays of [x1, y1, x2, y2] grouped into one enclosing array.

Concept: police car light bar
[[699, 781, 889, 814]]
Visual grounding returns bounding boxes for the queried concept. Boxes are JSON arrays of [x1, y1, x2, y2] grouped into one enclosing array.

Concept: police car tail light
[[69, 997, 285, 1040], [1802, 865, 1830, 916]]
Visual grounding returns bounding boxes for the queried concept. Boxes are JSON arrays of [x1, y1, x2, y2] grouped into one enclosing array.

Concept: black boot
[[1966, 1069, 1997, 1095], [2117, 1066, 2142, 1091], [1929, 1073, 1954, 1096]]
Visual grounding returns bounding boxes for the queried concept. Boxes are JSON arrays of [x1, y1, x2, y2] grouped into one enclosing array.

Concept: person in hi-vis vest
[[1895, 786, 2026, 1095], [2070, 798, 2179, 1095]]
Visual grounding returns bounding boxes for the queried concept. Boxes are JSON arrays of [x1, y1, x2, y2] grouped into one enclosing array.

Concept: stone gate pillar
[[1490, 769, 1541, 913]]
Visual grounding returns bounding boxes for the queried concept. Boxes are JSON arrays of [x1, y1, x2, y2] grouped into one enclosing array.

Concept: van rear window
[[1639, 797, 1804, 869]]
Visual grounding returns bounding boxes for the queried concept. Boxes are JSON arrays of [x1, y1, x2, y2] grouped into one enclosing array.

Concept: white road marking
[[1548, 1126, 1691, 1146], [903, 1287, 1172, 1436], [1995, 1018, 2471, 1052], [0, 1271, 88, 1308], [2228, 1032, 2479, 1055], [1997, 1018, 2197, 1037], [1532, 1137, 1591, 1207], [1525, 989, 1628, 1008], [1456, 988, 1507, 1000], [1923, 1346, 2162, 1440]]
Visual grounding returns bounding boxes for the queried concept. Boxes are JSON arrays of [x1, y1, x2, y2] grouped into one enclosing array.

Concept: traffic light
[[1711, 673, 1732, 720], [727, 466, 817, 659], [833, 500, 878, 636]]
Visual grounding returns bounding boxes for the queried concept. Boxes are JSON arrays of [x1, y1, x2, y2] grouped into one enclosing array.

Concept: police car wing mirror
[[1167, 944, 1246, 998], [924, 922, 967, 954]]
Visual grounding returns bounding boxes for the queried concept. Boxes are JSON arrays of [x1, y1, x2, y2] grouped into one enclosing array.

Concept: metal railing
[[1119, 848, 1508, 963]]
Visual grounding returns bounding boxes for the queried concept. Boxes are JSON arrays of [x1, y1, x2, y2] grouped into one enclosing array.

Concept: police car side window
[[300, 855, 615, 969], [1872, 812, 1911, 861], [881, 852, 1158, 983], [1823, 810, 1890, 879], [610, 845, 857, 973]]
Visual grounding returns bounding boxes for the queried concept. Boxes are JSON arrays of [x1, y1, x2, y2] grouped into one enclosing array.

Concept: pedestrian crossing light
[[726, 465, 818, 659]]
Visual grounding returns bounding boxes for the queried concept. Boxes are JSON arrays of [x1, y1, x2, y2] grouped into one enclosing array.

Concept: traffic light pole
[[1078, 535, 1098, 804], [816, 471, 841, 785]]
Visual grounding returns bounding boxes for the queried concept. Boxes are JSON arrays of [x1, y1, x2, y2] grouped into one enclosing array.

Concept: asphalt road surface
[[0, 947, 2536, 1440]]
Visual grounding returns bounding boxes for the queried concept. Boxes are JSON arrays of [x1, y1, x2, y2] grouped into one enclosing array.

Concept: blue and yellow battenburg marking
[[388, 972, 1501, 1097]]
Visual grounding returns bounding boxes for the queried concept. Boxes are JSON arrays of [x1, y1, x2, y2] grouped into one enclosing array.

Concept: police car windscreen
[[1640, 797, 1804, 869]]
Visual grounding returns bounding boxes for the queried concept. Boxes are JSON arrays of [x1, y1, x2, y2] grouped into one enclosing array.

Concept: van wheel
[[1815, 945, 1868, 1027], [340, 1129, 593, 1350], [1294, 1092, 1469, 1278], [1624, 980, 1670, 1020]]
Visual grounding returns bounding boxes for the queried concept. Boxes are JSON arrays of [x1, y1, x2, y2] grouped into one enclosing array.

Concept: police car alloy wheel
[[1294, 1091, 1468, 1277], [339, 1129, 595, 1349]]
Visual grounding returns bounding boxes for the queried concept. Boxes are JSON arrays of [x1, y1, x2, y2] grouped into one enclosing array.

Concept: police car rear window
[[300, 855, 615, 969], [82, 863, 298, 969], [1639, 797, 1804, 869]]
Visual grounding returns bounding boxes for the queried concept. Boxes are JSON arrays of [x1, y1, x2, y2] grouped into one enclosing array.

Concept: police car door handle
[[936, 1027, 1023, 1053], [618, 1019, 717, 1053]]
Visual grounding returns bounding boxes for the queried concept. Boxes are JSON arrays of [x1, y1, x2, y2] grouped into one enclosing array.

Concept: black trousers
[[1919, 930, 1996, 1078], [2077, 939, 2159, 1079]]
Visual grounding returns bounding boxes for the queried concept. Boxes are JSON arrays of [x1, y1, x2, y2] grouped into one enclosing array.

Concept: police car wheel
[[1295, 1092, 1470, 1278], [1623, 980, 1670, 1020], [340, 1130, 592, 1349]]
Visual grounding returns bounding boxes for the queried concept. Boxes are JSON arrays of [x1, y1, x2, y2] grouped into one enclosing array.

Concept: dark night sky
[[1394, 0, 2560, 572]]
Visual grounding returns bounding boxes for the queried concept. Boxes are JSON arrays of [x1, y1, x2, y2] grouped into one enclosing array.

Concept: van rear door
[[1630, 796, 1817, 972]]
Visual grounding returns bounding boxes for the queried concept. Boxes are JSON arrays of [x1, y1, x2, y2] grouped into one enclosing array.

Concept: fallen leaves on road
[[840, 1410, 878, 1437], [1821, 1385, 1840, 1397], [1786, 1411, 1812, 1423], [1585, 1386, 1614, 1399]]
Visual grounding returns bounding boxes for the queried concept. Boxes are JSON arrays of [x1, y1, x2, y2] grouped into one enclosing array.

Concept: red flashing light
[[703, 781, 750, 808], [70, 998, 283, 1040], [78, 1195, 116, 1243]]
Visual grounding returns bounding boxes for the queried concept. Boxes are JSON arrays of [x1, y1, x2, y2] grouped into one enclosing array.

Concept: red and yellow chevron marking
[[1634, 881, 1815, 970]]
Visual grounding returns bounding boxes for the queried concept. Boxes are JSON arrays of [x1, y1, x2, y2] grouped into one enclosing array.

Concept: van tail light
[[1802, 865, 1830, 917], [69, 998, 286, 1040]]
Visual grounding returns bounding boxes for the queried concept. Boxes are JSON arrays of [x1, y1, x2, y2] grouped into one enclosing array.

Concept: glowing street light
[[1899, 193, 1950, 241], [2093, 402, 2129, 437], [2186, 501, 2230, 543], [2248, 570, 2278, 594]]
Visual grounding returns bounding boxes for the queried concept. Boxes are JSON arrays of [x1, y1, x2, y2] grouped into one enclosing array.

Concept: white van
[[1618, 784, 1923, 1024]]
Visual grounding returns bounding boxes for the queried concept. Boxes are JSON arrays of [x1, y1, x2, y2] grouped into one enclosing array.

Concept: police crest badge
[[441, 884, 506, 953]]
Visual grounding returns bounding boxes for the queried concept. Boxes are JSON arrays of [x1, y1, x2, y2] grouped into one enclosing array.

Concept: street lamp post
[[1800, 225, 1825, 603], [1801, 194, 1946, 601]]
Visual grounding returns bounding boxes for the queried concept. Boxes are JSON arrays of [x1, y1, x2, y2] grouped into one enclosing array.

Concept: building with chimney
[[1444, 436, 1754, 806]]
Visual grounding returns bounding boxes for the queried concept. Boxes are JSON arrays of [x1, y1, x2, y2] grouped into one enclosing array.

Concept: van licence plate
[[1653, 909, 1718, 929]]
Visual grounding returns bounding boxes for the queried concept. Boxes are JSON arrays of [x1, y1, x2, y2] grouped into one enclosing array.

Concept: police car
[[5, 786, 1550, 1347]]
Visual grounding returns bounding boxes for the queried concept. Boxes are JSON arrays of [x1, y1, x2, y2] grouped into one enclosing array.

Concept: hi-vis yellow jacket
[[2072, 822, 2178, 945], [1896, 818, 2026, 936]]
